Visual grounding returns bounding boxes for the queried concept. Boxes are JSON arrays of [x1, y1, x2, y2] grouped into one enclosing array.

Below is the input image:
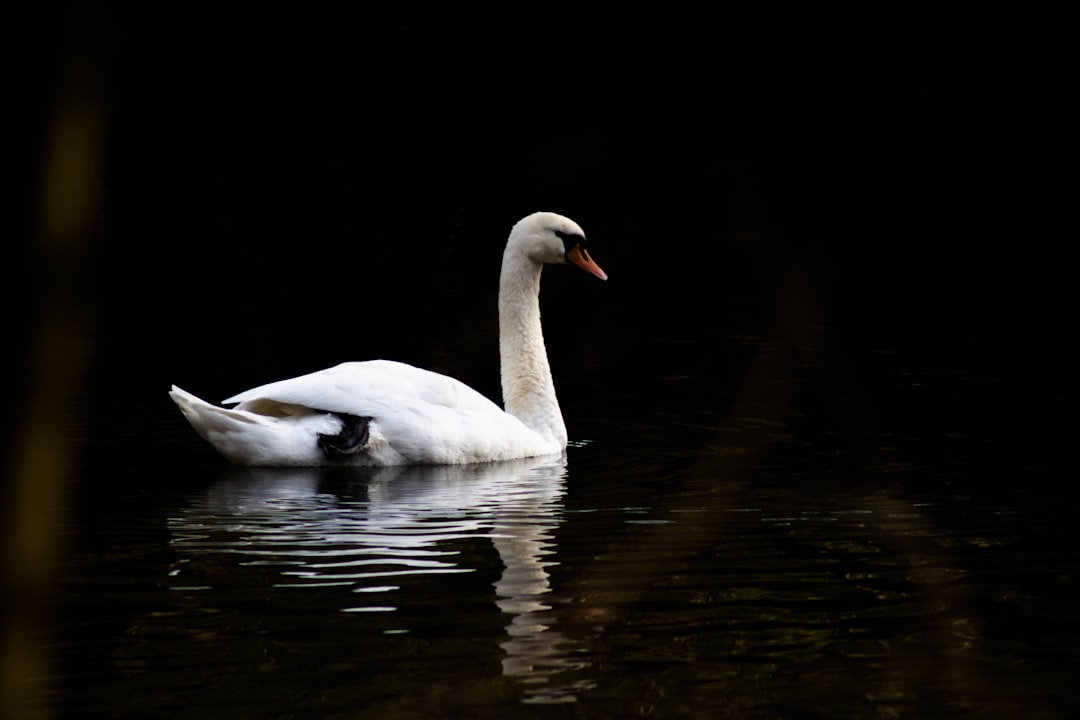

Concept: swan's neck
[[499, 251, 567, 447]]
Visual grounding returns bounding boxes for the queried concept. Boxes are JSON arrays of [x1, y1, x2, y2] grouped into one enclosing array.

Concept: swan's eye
[[553, 230, 586, 253]]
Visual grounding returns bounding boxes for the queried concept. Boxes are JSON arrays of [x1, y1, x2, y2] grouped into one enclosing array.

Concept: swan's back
[[227, 361, 500, 416]]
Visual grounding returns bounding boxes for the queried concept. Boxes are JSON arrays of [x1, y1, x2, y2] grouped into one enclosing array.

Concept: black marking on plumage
[[317, 413, 372, 458], [554, 229, 587, 258]]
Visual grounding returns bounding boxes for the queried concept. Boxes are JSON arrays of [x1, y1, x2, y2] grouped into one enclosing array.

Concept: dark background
[[11, 4, 1070, 482], [8, 6, 1076, 716]]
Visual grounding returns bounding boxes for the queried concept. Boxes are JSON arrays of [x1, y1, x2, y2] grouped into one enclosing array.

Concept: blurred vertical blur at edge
[[6, 4, 109, 716]]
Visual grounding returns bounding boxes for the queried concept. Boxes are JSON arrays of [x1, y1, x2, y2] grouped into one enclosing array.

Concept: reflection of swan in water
[[167, 455, 589, 702]]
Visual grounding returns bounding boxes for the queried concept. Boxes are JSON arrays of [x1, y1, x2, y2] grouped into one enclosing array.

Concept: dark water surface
[[39, 330, 1080, 718]]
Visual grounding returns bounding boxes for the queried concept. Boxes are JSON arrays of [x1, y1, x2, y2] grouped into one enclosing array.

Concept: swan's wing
[[223, 360, 504, 418], [219, 360, 546, 464]]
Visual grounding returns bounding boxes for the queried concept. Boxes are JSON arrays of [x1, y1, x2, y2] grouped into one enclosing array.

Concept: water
[[39, 361, 1080, 718]]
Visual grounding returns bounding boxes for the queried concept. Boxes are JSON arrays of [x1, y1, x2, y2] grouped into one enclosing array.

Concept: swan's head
[[508, 212, 608, 280]]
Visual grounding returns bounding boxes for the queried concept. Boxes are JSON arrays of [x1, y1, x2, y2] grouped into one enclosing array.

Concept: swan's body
[[170, 212, 607, 466]]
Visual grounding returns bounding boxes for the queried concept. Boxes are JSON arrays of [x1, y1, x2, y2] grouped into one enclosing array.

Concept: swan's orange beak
[[567, 245, 608, 281]]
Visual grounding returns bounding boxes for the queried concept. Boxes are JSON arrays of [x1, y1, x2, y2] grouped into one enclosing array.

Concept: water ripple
[[165, 455, 589, 703]]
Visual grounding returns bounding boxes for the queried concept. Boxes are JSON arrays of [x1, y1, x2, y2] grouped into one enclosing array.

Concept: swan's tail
[[169, 385, 348, 466], [169, 386, 271, 462], [170, 385, 264, 433]]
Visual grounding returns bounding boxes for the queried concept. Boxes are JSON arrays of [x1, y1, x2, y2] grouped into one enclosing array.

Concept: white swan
[[169, 211, 607, 466]]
